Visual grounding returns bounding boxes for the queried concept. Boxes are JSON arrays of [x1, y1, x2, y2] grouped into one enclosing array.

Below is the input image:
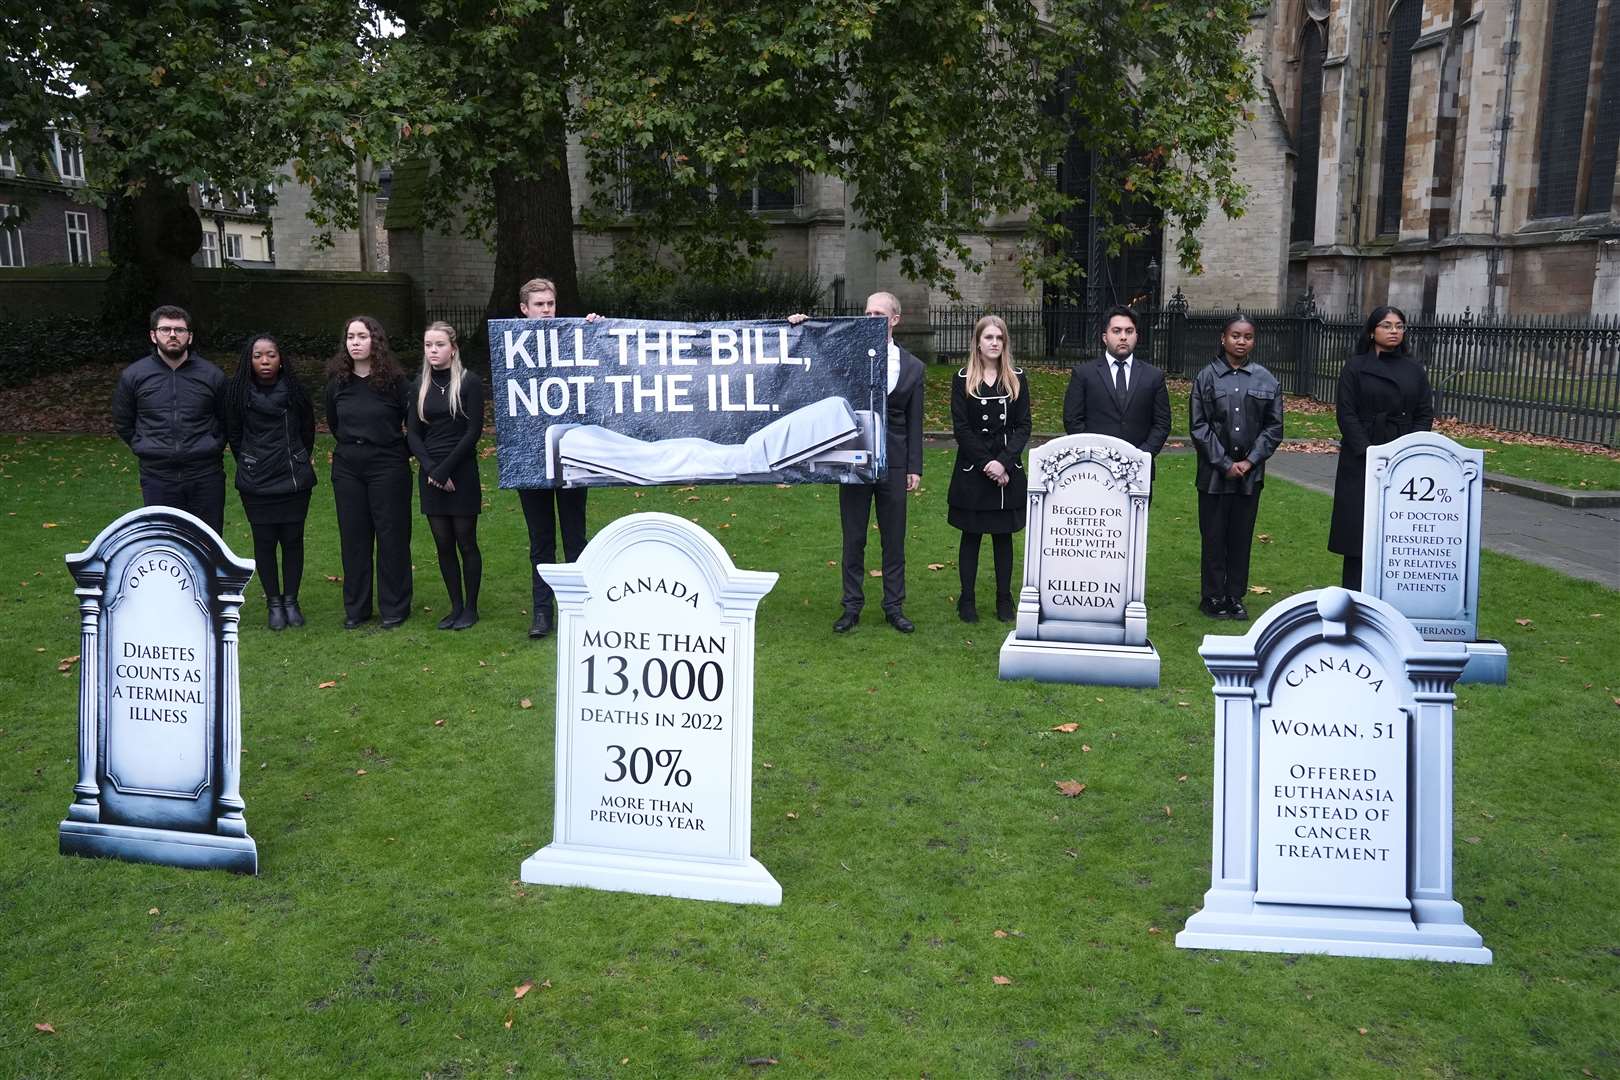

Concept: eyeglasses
[[1376, 322, 1405, 332], [154, 327, 191, 337]]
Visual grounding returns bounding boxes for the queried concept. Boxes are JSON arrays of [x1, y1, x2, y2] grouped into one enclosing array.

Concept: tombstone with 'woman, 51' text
[[1177, 587, 1489, 963], [60, 507, 258, 874]]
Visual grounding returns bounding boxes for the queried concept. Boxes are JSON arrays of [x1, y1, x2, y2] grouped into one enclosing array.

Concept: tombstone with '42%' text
[[1362, 430, 1506, 683]]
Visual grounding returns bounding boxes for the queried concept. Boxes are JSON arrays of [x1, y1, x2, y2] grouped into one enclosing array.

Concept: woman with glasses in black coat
[[1328, 305, 1434, 589]]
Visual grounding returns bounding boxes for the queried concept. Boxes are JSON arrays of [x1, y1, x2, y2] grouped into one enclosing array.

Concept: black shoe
[[343, 613, 372, 630], [995, 593, 1015, 622], [885, 610, 915, 634], [437, 609, 461, 630], [1226, 597, 1250, 620], [530, 605, 554, 639], [1199, 596, 1228, 619], [283, 595, 305, 627], [451, 608, 478, 630], [833, 610, 860, 633], [267, 596, 287, 631], [380, 615, 406, 629], [957, 598, 979, 623]]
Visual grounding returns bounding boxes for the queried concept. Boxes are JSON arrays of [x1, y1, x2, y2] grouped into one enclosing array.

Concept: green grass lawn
[[923, 366, 1620, 490], [1, 436, 1616, 1078]]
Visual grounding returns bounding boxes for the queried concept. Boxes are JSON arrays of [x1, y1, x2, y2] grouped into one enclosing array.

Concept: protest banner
[[487, 316, 890, 489]]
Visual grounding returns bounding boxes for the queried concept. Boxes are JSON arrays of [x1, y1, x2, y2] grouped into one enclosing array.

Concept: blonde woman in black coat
[[1328, 305, 1433, 588], [948, 315, 1031, 622]]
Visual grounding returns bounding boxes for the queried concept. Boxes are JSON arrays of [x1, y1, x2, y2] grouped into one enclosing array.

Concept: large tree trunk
[[103, 173, 203, 330], [485, 115, 579, 320]]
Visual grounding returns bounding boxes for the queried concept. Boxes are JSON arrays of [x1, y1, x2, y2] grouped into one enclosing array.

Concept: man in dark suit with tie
[[1062, 305, 1172, 471]]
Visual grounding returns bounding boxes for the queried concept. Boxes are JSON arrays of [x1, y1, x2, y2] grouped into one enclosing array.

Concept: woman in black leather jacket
[[224, 334, 317, 629]]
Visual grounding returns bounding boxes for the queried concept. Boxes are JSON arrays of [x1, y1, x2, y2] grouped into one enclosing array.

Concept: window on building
[[199, 232, 220, 268], [1376, 0, 1422, 235], [0, 144, 15, 174], [52, 130, 85, 182], [65, 211, 91, 265], [1588, 2, 1620, 214], [1291, 19, 1327, 244], [223, 233, 244, 261], [1535, 0, 1600, 218], [0, 205, 23, 267], [1535, 0, 1620, 218]]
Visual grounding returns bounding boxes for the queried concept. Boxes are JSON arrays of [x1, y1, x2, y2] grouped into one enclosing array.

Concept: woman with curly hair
[[224, 333, 317, 629], [324, 315, 413, 628]]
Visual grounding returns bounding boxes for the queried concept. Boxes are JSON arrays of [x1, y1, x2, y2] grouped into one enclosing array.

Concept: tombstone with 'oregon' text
[[521, 512, 781, 904], [998, 433, 1160, 687], [60, 507, 258, 874], [1176, 587, 1489, 963], [1362, 430, 1506, 683]]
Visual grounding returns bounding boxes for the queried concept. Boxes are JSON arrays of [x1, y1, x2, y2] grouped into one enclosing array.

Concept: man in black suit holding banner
[[1062, 305, 1171, 476], [792, 291, 925, 633]]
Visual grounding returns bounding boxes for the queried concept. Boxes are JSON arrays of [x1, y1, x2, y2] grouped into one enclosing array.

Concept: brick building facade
[[0, 132, 109, 269]]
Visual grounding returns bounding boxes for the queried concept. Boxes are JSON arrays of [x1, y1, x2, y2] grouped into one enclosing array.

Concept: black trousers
[[332, 444, 413, 621], [139, 465, 226, 535], [839, 470, 908, 614], [1197, 489, 1262, 601], [519, 487, 588, 612]]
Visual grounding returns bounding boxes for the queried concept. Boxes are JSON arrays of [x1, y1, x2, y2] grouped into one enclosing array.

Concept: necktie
[[1113, 359, 1127, 403]]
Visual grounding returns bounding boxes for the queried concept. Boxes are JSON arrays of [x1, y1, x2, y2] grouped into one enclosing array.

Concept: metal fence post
[[1293, 286, 1319, 398]]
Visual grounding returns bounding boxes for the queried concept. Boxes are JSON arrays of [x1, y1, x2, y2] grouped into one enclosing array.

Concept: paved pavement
[[1265, 449, 1620, 590]]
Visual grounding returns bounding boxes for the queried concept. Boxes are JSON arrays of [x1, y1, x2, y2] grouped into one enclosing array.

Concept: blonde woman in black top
[[407, 321, 485, 629], [324, 315, 413, 629]]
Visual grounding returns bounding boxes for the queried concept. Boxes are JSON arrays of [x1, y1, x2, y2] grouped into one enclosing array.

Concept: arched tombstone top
[[1200, 587, 1469, 709], [540, 511, 777, 611], [1030, 434, 1151, 498], [67, 506, 254, 595]]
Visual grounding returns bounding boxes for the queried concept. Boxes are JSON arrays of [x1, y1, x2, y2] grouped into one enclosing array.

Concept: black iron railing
[[930, 297, 1620, 447]]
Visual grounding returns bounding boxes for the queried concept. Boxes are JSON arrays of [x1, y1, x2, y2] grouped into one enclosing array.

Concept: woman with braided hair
[[223, 333, 317, 629]]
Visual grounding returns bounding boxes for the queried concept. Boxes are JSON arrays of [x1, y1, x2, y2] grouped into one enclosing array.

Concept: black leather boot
[[267, 596, 287, 631], [282, 594, 305, 627]]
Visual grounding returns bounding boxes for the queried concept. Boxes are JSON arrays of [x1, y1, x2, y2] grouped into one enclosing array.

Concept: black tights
[[250, 521, 305, 599], [428, 515, 482, 614], [958, 531, 1014, 600]]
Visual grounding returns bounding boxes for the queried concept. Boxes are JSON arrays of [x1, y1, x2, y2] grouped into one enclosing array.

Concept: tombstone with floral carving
[[998, 434, 1159, 687]]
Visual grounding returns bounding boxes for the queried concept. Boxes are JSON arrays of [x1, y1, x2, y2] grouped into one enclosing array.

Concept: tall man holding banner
[[516, 277, 589, 638], [796, 292, 925, 633]]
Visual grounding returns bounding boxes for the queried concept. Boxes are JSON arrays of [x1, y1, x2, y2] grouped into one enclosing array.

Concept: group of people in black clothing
[[113, 289, 1432, 637], [112, 278, 594, 637], [935, 301, 1431, 624]]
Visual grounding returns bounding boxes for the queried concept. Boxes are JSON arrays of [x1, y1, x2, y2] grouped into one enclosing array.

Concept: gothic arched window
[[1291, 20, 1328, 243], [1376, 0, 1422, 235]]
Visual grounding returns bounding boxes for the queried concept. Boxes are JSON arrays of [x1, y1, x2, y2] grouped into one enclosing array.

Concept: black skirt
[[240, 488, 312, 526], [418, 458, 481, 516], [948, 503, 1025, 534]]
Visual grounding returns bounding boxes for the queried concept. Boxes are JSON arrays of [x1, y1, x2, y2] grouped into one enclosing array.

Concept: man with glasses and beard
[[112, 305, 229, 533]]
